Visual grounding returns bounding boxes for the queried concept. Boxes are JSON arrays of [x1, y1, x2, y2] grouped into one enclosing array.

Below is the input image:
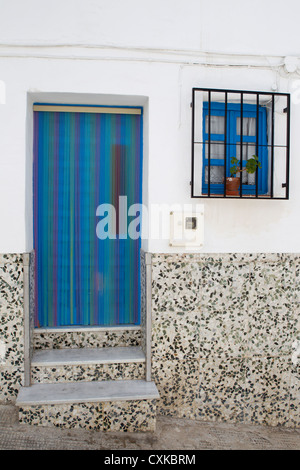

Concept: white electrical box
[[169, 208, 204, 247]]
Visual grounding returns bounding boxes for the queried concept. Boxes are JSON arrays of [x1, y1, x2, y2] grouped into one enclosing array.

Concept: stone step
[[17, 379, 159, 405], [16, 380, 159, 431], [31, 346, 146, 384], [32, 346, 145, 366]]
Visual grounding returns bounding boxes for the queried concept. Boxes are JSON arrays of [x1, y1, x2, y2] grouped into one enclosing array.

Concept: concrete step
[[31, 346, 146, 384], [16, 380, 159, 431], [32, 346, 145, 366], [17, 379, 159, 405]]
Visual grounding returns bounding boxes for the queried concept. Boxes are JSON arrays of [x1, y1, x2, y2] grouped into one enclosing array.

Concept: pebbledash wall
[[150, 253, 299, 427], [0, 254, 25, 401], [0, 0, 299, 428], [1, 251, 299, 427]]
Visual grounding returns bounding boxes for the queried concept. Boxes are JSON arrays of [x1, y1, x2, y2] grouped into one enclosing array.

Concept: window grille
[[191, 88, 290, 199]]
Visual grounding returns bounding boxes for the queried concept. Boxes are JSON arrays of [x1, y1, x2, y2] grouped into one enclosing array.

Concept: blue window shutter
[[202, 102, 268, 195]]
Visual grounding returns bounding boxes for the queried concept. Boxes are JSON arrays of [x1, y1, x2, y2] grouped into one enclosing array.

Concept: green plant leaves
[[229, 155, 261, 176]]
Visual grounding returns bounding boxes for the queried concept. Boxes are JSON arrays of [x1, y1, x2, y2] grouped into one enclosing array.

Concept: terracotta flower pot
[[226, 176, 240, 196]]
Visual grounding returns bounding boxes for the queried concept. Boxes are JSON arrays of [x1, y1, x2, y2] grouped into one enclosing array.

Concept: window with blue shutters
[[202, 102, 268, 195], [191, 88, 290, 199]]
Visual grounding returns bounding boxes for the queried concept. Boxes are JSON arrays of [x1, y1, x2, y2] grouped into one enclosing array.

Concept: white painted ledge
[[34, 325, 141, 334], [16, 380, 159, 405], [31, 346, 145, 366]]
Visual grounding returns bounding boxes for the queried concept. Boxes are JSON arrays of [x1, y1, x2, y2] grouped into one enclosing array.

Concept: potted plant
[[226, 155, 262, 195]]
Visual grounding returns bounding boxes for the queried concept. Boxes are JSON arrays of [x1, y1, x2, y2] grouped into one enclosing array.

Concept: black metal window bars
[[191, 88, 290, 199]]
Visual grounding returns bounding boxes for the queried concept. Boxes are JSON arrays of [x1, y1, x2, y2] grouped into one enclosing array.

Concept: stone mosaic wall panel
[[33, 328, 142, 350], [151, 253, 300, 428], [102, 399, 156, 432], [29, 251, 35, 356], [31, 362, 145, 384], [19, 399, 156, 432], [140, 250, 147, 355], [1, 249, 299, 429], [0, 254, 24, 402], [19, 402, 104, 430]]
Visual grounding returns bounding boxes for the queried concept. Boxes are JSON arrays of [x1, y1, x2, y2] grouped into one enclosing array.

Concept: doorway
[[33, 105, 143, 327]]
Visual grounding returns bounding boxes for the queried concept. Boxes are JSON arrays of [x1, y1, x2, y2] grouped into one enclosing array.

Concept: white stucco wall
[[0, 0, 300, 56], [0, 0, 300, 254]]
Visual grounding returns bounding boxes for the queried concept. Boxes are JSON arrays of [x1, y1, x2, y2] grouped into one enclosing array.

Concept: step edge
[[31, 358, 146, 366], [16, 381, 160, 406], [34, 326, 142, 334], [31, 346, 146, 367], [17, 393, 159, 406]]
